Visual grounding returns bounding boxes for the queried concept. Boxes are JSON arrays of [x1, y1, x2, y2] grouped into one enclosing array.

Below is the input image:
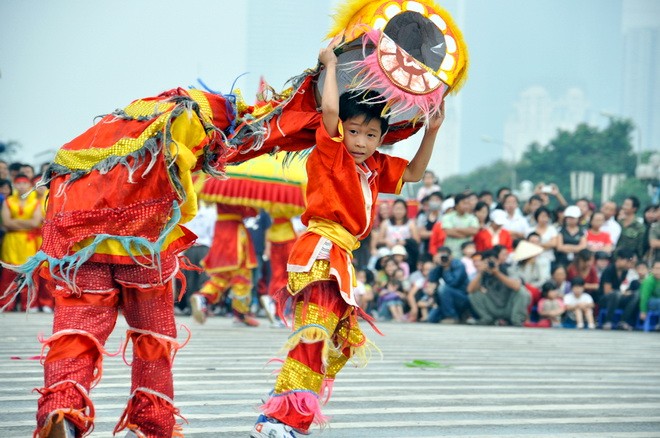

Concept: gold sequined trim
[[288, 260, 330, 294], [293, 302, 339, 332], [275, 357, 324, 393]]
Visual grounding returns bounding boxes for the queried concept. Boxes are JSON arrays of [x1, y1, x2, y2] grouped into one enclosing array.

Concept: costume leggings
[[260, 281, 368, 432], [35, 258, 184, 438], [199, 267, 252, 316]]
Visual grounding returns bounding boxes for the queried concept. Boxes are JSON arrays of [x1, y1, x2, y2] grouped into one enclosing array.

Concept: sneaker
[[602, 322, 612, 330], [270, 319, 286, 329], [576, 322, 585, 329], [46, 418, 77, 438], [41, 306, 54, 314], [587, 323, 596, 329], [250, 415, 301, 438], [28, 307, 40, 314], [190, 294, 208, 324]]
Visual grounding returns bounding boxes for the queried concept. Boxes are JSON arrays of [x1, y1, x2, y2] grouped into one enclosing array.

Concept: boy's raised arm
[[319, 39, 341, 137], [403, 102, 445, 183]]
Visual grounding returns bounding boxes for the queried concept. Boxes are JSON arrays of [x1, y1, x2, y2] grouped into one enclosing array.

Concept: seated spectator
[[467, 249, 531, 326], [406, 259, 436, 322], [563, 277, 596, 329], [537, 281, 566, 328], [566, 249, 599, 296], [460, 241, 477, 279], [428, 246, 470, 324], [594, 251, 611, 280], [551, 264, 571, 297], [555, 205, 587, 267], [598, 248, 639, 330], [355, 268, 376, 314], [377, 278, 407, 322], [509, 240, 548, 306], [390, 244, 410, 279], [586, 211, 613, 254], [375, 254, 397, 290], [639, 259, 660, 331], [616, 196, 646, 260], [474, 209, 513, 253]]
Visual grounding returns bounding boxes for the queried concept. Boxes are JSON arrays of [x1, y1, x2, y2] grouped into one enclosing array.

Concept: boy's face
[[572, 285, 584, 296], [343, 115, 383, 164]]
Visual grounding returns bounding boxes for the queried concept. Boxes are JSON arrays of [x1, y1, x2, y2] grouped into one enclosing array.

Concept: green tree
[[441, 160, 512, 195]]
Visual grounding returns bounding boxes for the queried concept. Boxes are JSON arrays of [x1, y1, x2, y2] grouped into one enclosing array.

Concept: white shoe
[[41, 306, 54, 314], [190, 294, 207, 324], [250, 415, 302, 438]]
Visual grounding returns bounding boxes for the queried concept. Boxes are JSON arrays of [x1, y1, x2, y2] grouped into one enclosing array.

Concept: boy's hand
[[319, 37, 341, 68], [427, 101, 445, 131]]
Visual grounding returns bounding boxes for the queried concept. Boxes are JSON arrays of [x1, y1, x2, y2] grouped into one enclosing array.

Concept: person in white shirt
[[600, 201, 622, 246], [502, 194, 530, 240]]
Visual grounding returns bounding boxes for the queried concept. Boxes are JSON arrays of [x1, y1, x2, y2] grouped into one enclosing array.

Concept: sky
[[0, 0, 624, 175]]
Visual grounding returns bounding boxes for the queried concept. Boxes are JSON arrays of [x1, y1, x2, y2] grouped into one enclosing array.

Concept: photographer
[[427, 246, 470, 323], [467, 250, 531, 326]]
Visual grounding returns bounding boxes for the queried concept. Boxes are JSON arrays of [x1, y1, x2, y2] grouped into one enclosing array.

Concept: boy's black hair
[[541, 281, 556, 298], [339, 90, 389, 136], [460, 240, 475, 251], [571, 276, 585, 287]]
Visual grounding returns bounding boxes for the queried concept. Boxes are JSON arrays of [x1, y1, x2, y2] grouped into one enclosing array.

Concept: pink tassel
[[260, 391, 330, 428]]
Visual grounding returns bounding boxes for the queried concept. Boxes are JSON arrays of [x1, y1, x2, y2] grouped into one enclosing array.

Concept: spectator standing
[[598, 248, 638, 330], [615, 196, 646, 260], [575, 198, 594, 228], [467, 250, 531, 326], [563, 277, 596, 329], [555, 205, 587, 267], [586, 211, 613, 254], [523, 194, 544, 228], [650, 214, 660, 263], [641, 205, 658, 262], [478, 190, 497, 211], [530, 206, 558, 265], [417, 191, 443, 258], [441, 193, 479, 258], [474, 209, 513, 253], [501, 194, 529, 240], [377, 198, 420, 269], [416, 170, 441, 202], [473, 201, 490, 228], [600, 201, 622, 246], [428, 246, 470, 324], [639, 260, 660, 330]]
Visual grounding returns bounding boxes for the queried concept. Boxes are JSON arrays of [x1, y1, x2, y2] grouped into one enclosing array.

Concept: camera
[[487, 260, 496, 269], [541, 185, 553, 193]]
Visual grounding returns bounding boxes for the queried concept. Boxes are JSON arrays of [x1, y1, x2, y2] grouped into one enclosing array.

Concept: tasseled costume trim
[[0, 202, 182, 313], [121, 325, 191, 367], [260, 390, 330, 431], [34, 381, 95, 437], [38, 329, 123, 388], [113, 387, 187, 437]]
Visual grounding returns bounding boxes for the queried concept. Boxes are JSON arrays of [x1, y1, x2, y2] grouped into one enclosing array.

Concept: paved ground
[[1, 312, 660, 438]]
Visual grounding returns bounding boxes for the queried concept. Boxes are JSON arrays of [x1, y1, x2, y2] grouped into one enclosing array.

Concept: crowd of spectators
[[2, 160, 659, 333], [352, 170, 660, 331]]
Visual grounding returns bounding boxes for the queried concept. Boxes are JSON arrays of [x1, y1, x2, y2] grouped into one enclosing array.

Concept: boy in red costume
[[251, 40, 445, 437], [3, 88, 232, 438]]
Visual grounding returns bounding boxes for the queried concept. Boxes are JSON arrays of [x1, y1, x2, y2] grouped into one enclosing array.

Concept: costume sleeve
[[169, 112, 212, 224], [314, 120, 345, 168], [374, 152, 409, 195]]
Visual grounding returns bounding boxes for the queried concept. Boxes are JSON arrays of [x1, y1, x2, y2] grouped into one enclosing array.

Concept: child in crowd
[[636, 261, 649, 281], [537, 281, 565, 327], [563, 277, 596, 329], [377, 278, 407, 322], [391, 244, 410, 278], [551, 264, 571, 297], [355, 268, 376, 314]]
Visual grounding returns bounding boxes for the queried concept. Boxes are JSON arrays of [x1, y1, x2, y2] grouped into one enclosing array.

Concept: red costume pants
[[35, 257, 186, 438]]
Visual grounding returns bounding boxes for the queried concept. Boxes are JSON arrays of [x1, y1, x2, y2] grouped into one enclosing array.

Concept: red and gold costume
[[2, 88, 233, 438], [259, 121, 408, 432], [266, 216, 297, 297], [197, 203, 258, 319]]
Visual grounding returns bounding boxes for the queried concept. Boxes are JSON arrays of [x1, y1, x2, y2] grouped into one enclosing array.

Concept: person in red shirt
[[251, 40, 445, 436], [586, 211, 613, 255], [566, 249, 600, 296], [474, 209, 513, 253]]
